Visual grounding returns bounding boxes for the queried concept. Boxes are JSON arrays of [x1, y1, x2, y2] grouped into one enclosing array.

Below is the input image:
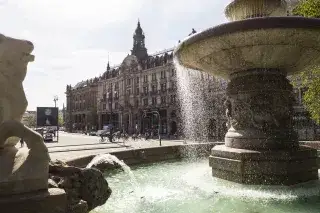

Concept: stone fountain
[[174, 0, 320, 185], [0, 34, 69, 213], [0, 34, 111, 213]]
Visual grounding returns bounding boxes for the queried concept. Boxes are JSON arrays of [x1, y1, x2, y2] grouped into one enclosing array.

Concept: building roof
[[73, 81, 88, 89]]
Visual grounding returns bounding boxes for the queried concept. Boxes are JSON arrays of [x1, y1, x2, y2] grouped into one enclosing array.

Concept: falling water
[[175, 62, 227, 142], [87, 154, 141, 195]]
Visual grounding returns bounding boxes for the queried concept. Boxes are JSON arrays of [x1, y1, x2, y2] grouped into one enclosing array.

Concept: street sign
[[36, 107, 58, 127]]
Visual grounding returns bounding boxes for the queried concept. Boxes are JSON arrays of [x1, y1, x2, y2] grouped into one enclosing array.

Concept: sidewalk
[[49, 139, 202, 161]]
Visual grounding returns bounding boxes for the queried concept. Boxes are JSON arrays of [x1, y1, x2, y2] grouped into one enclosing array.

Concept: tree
[[292, 0, 320, 18], [58, 114, 64, 127], [23, 115, 36, 128], [291, 0, 320, 124]]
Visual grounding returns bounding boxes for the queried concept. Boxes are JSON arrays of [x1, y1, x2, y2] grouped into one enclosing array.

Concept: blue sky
[[0, 0, 230, 110]]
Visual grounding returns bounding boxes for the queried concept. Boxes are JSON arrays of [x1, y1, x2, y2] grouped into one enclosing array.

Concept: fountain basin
[[93, 159, 320, 213], [175, 17, 320, 80]]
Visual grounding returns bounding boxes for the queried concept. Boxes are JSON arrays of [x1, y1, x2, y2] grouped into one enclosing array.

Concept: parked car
[[44, 133, 53, 142], [89, 131, 97, 136], [35, 128, 44, 136]]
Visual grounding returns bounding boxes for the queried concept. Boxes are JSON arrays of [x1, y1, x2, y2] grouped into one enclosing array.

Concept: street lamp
[[53, 96, 59, 108], [143, 110, 162, 146]]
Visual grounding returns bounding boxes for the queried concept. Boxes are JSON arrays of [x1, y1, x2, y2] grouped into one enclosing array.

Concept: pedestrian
[[20, 138, 24, 148]]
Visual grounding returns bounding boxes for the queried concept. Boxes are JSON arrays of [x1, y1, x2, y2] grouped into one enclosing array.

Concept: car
[[89, 131, 97, 136], [44, 133, 53, 142], [47, 129, 54, 134]]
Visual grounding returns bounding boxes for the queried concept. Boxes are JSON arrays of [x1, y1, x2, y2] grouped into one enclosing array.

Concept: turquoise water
[[94, 159, 320, 213]]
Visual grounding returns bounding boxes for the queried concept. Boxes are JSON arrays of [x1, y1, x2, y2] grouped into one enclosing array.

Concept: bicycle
[[99, 136, 106, 143]]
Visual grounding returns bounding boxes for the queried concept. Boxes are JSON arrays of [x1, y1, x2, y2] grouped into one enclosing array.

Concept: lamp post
[[143, 110, 162, 146], [53, 96, 59, 108], [53, 95, 59, 141]]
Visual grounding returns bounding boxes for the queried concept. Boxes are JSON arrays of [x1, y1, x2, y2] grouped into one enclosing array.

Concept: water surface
[[94, 159, 320, 213]]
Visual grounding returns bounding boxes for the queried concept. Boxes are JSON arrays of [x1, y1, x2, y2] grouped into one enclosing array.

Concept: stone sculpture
[[0, 34, 50, 195], [49, 160, 112, 213]]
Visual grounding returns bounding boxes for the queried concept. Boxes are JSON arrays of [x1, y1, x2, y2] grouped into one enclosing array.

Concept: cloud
[[0, 0, 228, 110]]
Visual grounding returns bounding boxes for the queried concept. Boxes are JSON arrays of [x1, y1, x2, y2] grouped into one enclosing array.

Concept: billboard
[[37, 107, 58, 127]]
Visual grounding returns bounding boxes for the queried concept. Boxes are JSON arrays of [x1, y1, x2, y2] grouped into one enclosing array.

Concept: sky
[[0, 0, 230, 111]]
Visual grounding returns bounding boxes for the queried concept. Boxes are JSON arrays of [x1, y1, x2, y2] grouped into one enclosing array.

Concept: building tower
[[131, 20, 148, 60], [107, 54, 111, 71]]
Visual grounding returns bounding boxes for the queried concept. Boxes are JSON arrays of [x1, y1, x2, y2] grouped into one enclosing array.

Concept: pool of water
[[93, 159, 320, 213]]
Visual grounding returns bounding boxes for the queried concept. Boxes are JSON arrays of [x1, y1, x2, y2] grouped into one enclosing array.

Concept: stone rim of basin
[[173, 16, 320, 80]]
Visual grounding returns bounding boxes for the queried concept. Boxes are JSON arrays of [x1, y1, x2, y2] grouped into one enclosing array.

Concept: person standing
[[20, 138, 24, 148]]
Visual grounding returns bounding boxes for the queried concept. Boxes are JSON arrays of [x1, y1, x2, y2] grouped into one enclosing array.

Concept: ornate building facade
[[97, 21, 179, 135], [65, 79, 99, 132], [66, 21, 182, 136]]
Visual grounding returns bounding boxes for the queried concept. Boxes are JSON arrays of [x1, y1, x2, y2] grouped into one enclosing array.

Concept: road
[[47, 132, 186, 161]]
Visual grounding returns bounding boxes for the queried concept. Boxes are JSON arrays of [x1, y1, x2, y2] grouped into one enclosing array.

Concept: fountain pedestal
[[209, 69, 318, 185], [209, 145, 318, 185], [224, 69, 297, 150]]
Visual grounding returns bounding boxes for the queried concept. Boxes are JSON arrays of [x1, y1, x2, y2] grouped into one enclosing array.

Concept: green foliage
[[23, 116, 36, 128], [302, 69, 320, 124], [292, 0, 320, 18], [58, 114, 64, 126], [291, 0, 320, 124]]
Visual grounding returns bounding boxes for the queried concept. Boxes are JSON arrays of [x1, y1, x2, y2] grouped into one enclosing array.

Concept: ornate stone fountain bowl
[[174, 17, 320, 79], [174, 15, 320, 185]]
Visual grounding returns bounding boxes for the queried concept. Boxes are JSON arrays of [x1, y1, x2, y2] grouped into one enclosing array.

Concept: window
[[135, 99, 139, 107], [127, 89, 131, 95], [114, 91, 119, 98], [171, 95, 176, 103], [152, 97, 157, 105], [143, 86, 148, 94], [143, 75, 148, 82], [152, 85, 157, 93], [171, 69, 175, 76], [115, 82, 119, 89], [161, 96, 166, 104], [115, 102, 118, 109], [171, 110, 176, 118], [143, 98, 148, 106], [109, 104, 112, 110], [170, 81, 176, 89], [103, 104, 106, 110], [136, 77, 140, 84], [152, 73, 157, 81], [161, 83, 167, 92], [161, 71, 166, 79], [135, 87, 139, 95], [127, 79, 131, 85]]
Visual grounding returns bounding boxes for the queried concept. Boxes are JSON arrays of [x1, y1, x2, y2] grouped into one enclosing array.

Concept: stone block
[[209, 145, 319, 185], [0, 188, 67, 213]]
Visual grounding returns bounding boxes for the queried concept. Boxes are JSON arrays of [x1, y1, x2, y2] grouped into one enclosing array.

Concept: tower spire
[[131, 19, 148, 60], [107, 54, 110, 71]]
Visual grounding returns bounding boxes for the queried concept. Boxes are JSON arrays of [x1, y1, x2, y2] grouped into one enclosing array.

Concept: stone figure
[[0, 34, 50, 195]]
